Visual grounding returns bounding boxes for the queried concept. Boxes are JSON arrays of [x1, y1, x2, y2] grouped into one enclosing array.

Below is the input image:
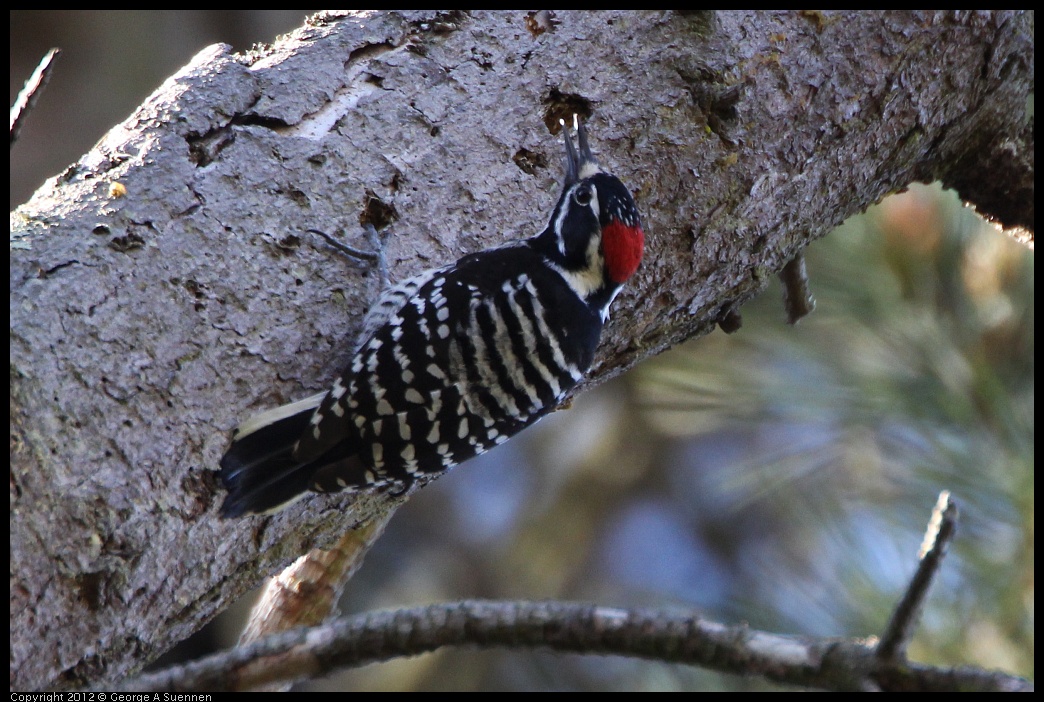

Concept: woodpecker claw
[[307, 226, 391, 290]]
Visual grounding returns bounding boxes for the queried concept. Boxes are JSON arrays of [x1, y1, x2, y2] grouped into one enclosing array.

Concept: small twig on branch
[[10, 48, 60, 147], [779, 252, 816, 324], [109, 597, 1030, 692], [876, 491, 959, 662]]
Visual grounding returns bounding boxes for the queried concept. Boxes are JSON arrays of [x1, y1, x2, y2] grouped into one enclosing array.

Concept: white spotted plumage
[[218, 119, 644, 517]]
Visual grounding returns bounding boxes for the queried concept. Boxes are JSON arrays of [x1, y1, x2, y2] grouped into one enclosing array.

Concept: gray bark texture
[[10, 10, 1033, 690]]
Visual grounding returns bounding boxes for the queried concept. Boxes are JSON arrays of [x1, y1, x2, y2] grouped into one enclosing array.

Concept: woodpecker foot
[[308, 224, 390, 289]]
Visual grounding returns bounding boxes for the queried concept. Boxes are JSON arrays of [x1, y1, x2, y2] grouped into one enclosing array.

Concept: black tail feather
[[219, 459, 317, 518], [218, 391, 376, 517], [219, 397, 323, 518]]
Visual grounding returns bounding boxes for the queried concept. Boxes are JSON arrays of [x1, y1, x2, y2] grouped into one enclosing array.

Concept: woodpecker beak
[[561, 116, 601, 187]]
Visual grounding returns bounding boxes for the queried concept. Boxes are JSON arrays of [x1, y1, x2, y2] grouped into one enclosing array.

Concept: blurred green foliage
[[635, 184, 1033, 679]]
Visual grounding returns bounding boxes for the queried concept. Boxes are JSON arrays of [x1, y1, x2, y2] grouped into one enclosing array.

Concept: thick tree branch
[[10, 10, 1033, 689]]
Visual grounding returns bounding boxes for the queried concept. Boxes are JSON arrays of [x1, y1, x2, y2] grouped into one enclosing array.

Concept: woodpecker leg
[[307, 225, 390, 289], [365, 223, 390, 289]]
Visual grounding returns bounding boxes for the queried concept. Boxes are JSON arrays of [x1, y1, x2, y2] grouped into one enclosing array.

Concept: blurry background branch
[[116, 600, 1032, 693]]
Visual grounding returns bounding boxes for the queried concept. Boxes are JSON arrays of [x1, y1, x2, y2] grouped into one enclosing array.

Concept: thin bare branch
[[111, 599, 1030, 692], [10, 48, 60, 147], [877, 491, 960, 662]]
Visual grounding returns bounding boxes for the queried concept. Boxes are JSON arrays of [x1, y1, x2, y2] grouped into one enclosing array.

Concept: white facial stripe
[[553, 197, 569, 256], [555, 182, 601, 254], [587, 185, 600, 220]]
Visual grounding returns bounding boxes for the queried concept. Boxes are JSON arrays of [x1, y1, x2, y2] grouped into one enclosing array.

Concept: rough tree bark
[[10, 10, 1033, 690]]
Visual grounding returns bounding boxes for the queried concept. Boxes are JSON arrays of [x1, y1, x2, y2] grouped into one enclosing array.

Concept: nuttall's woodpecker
[[218, 119, 644, 518]]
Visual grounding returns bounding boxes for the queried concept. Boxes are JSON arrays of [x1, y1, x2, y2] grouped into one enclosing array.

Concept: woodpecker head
[[535, 117, 645, 315]]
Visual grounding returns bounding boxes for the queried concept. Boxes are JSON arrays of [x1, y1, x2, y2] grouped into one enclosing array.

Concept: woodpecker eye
[[573, 186, 592, 206]]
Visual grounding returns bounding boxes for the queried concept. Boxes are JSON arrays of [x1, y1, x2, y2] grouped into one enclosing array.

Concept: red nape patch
[[603, 220, 645, 283]]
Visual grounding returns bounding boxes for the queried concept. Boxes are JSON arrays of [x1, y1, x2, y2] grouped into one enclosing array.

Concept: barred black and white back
[[218, 119, 644, 517]]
